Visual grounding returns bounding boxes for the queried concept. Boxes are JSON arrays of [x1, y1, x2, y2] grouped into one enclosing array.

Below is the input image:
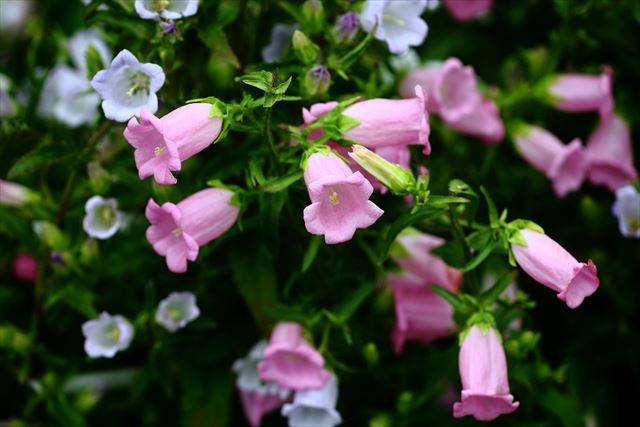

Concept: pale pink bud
[[258, 322, 330, 391], [513, 125, 587, 197], [453, 325, 519, 421], [400, 58, 481, 123], [0, 180, 39, 206], [585, 114, 637, 192], [13, 253, 37, 282], [391, 229, 462, 292], [447, 97, 504, 143], [389, 273, 456, 354], [342, 86, 431, 154], [512, 228, 599, 309], [145, 188, 239, 273], [123, 103, 222, 185], [444, 0, 494, 22], [546, 66, 613, 116], [303, 152, 383, 244]]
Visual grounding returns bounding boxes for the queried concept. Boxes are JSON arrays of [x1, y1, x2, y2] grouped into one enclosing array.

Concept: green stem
[[449, 204, 481, 295], [263, 107, 279, 169]]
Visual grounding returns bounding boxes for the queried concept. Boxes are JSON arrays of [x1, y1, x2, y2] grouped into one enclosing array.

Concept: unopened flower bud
[[304, 65, 330, 97], [332, 12, 359, 44], [349, 145, 416, 195], [302, 0, 324, 33], [292, 30, 320, 64]]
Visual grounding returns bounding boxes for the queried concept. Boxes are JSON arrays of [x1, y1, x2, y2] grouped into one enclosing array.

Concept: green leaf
[[236, 71, 274, 92], [467, 229, 492, 250], [460, 237, 498, 273], [273, 76, 293, 95], [427, 195, 471, 207], [45, 286, 98, 319], [8, 141, 78, 178], [198, 27, 240, 69], [333, 280, 375, 323], [181, 369, 233, 427], [259, 171, 303, 193], [301, 236, 322, 273], [480, 186, 498, 224], [84, 45, 105, 79]]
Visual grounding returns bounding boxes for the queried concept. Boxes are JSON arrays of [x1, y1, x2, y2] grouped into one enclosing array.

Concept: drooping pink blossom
[[453, 325, 519, 421], [145, 188, 239, 273], [400, 58, 481, 122], [513, 125, 587, 197], [511, 228, 599, 309], [13, 253, 37, 282], [341, 86, 431, 154], [447, 97, 504, 144], [123, 103, 222, 185], [0, 180, 38, 207], [585, 114, 637, 192], [303, 152, 383, 244], [389, 273, 457, 354], [258, 322, 330, 391], [444, 0, 494, 22], [391, 229, 463, 292], [546, 66, 613, 117]]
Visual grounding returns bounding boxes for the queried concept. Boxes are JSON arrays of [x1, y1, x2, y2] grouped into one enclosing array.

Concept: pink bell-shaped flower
[[124, 103, 223, 185], [444, 0, 494, 22], [145, 188, 239, 273], [545, 66, 613, 117], [585, 114, 637, 192], [258, 322, 330, 391], [511, 228, 599, 309], [453, 325, 519, 421], [447, 97, 504, 144], [513, 125, 588, 197], [303, 151, 384, 244]]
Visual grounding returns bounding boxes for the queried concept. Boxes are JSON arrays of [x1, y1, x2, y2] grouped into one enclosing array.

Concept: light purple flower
[[262, 23, 298, 63], [513, 125, 587, 197], [303, 152, 384, 244], [233, 340, 291, 427], [38, 64, 101, 127], [123, 103, 223, 185], [612, 184, 640, 238], [82, 312, 134, 358], [67, 29, 112, 77], [360, 0, 429, 54], [145, 188, 240, 273], [134, 0, 199, 20], [155, 291, 200, 332], [91, 49, 165, 122], [281, 373, 342, 427], [83, 196, 123, 240]]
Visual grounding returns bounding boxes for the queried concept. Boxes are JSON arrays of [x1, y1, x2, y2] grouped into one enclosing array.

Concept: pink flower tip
[[13, 254, 38, 282], [453, 392, 519, 421], [557, 260, 599, 309]]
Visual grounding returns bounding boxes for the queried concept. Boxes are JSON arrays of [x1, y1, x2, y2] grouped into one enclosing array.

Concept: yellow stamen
[[98, 205, 115, 226], [153, 0, 170, 12], [168, 307, 180, 321], [108, 325, 121, 341], [154, 146, 167, 156], [382, 14, 405, 26], [328, 186, 339, 205], [172, 228, 182, 237]]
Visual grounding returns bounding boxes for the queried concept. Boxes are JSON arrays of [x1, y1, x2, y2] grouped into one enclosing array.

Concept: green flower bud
[[292, 30, 320, 64], [348, 145, 416, 195]]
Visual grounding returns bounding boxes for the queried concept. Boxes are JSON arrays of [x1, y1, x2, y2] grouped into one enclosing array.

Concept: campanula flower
[[67, 29, 112, 77], [155, 291, 200, 332], [444, 0, 494, 22], [134, 0, 199, 20], [233, 341, 291, 427], [303, 152, 384, 244], [13, 254, 37, 282], [82, 312, 134, 358], [83, 196, 123, 240], [145, 188, 239, 273], [123, 103, 223, 185], [91, 49, 165, 122], [262, 23, 298, 63], [513, 125, 587, 197], [0, 180, 39, 207], [585, 114, 637, 192], [281, 373, 342, 427], [360, 0, 429, 55], [511, 228, 599, 309], [258, 322, 330, 390], [544, 66, 613, 117], [332, 12, 359, 44], [453, 325, 519, 421], [612, 184, 640, 238]]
